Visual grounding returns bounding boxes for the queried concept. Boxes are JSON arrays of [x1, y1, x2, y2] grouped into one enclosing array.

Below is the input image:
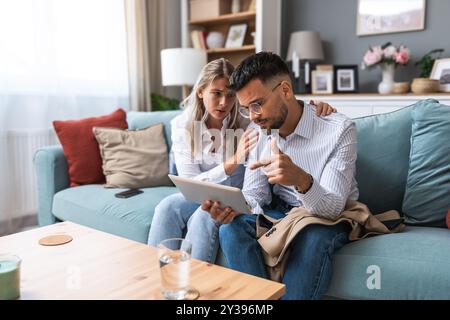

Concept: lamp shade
[[286, 31, 324, 61], [161, 48, 207, 86]]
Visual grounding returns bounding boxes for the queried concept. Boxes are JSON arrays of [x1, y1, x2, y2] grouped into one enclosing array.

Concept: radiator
[[0, 129, 58, 234]]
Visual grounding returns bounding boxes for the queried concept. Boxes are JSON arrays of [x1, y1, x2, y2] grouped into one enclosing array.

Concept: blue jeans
[[219, 208, 350, 300], [147, 193, 220, 263]]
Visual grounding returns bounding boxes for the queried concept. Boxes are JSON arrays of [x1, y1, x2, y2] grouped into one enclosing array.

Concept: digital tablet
[[168, 175, 252, 214]]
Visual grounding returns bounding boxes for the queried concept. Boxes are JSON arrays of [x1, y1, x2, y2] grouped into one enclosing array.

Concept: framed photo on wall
[[357, 0, 426, 36], [334, 65, 359, 93], [311, 70, 333, 94], [430, 58, 450, 92], [225, 23, 247, 48]]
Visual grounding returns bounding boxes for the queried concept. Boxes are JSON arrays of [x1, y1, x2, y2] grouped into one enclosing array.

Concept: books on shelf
[[190, 30, 208, 50]]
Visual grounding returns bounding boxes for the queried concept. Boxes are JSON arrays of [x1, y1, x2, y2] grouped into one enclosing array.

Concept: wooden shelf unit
[[206, 44, 255, 54], [181, 0, 282, 66], [189, 11, 256, 26], [184, 0, 257, 65]]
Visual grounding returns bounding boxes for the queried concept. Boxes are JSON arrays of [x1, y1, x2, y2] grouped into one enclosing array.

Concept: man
[[202, 52, 359, 300]]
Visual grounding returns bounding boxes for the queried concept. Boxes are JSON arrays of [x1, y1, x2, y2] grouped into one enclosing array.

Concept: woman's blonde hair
[[181, 58, 243, 156]]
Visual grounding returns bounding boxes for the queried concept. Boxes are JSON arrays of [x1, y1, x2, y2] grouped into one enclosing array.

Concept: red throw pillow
[[53, 109, 128, 187], [447, 209, 450, 229]]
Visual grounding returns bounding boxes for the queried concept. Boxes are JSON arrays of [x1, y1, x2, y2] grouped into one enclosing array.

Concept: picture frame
[[225, 23, 247, 48], [311, 70, 333, 94], [430, 58, 450, 92], [333, 65, 359, 93], [315, 64, 333, 72], [356, 0, 426, 36]]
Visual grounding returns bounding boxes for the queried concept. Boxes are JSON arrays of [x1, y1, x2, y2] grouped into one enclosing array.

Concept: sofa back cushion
[[402, 100, 450, 227], [353, 103, 414, 214], [127, 111, 182, 149], [127, 110, 182, 175]]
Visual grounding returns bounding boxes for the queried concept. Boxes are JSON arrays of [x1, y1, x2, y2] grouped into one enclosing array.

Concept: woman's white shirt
[[170, 110, 244, 186]]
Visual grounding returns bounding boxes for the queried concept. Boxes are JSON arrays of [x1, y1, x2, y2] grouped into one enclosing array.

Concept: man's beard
[[267, 103, 288, 130]]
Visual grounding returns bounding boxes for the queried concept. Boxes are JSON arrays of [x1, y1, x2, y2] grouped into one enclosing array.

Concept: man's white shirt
[[243, 103, 359, 219]]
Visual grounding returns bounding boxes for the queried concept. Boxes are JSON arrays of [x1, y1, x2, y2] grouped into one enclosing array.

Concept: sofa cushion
[[52, 185, 179, 243], [127, 111, 182, 148], [447, 209, 450, 229], [353, 104, 413, 214], [326, 226, 450, 299], [128, 111, 182, 176], [93, 123, 172, 188], [402, 100, 450, 227], [53, 109, 128, 187]]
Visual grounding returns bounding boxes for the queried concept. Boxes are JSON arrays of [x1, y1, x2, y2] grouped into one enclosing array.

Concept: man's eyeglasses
[[238, 82, 282, 118]]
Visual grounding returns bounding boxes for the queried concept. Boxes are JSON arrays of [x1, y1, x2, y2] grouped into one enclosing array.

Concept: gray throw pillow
[[93, 123, 172, 188]]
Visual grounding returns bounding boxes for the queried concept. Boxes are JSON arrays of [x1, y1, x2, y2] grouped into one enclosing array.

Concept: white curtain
[[0, 0, 129, 235], [124, 0, 182, 111]]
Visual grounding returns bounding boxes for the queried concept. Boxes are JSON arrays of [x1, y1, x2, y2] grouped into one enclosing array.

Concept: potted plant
[[151, 93, 181, 111], [411, 49, 444, 93]]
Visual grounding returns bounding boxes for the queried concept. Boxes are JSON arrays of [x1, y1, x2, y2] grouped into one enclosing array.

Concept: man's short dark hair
[[230, 52, 290, 91]]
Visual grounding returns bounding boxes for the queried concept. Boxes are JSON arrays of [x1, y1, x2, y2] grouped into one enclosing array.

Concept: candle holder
[[0, 254, 21, 300]]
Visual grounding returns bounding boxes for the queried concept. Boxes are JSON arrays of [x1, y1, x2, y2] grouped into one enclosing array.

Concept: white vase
[[378, 64, 395, 94], [206, 32, 224, 49]]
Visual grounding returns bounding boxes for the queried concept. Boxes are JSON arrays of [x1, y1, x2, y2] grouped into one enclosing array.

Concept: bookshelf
[[189, 11, 256, 26], [207, 44, 255, 54], [181, 0, 282, 66]]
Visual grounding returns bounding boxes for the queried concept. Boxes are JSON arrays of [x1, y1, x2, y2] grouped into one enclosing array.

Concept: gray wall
[[161, 0, 182, 100], [282, 0, 450, 92]]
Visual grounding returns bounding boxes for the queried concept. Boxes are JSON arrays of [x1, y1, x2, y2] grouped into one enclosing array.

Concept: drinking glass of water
[[261, 135, 273, 175], [158, 238, 199, 300]]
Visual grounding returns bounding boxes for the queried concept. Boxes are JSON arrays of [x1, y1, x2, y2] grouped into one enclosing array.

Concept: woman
[[148, 58, 335, 263]]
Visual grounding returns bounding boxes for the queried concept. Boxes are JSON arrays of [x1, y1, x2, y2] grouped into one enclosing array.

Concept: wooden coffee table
[[0, 222, 285, 300]]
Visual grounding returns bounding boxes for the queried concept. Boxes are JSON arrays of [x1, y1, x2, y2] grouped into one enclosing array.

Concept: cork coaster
[[183, 288, 200, 300], [39, 234, 73, 246]]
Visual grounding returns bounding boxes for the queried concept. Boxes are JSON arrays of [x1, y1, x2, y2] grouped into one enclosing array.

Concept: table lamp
[[286, 31, 324, 94], [161, 48, 207, 98]]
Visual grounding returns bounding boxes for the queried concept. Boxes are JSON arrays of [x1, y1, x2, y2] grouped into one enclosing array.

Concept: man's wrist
[[295, 172, 313, 194]]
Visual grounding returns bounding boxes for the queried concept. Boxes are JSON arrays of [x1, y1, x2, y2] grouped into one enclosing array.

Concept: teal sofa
[[34, 100, 450, 299]]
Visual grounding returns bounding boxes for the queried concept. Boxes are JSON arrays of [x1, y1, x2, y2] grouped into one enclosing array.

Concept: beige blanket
[[256, 200, 405, 282]]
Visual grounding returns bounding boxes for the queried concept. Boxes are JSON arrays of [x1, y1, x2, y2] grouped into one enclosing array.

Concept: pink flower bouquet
[[362, 42, 410, 70]]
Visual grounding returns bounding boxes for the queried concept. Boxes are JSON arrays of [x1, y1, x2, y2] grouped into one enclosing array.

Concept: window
[[0, 0, 129, 96]]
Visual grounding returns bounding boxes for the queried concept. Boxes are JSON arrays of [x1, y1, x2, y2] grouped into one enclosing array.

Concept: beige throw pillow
[[93, 123, 172, 188]]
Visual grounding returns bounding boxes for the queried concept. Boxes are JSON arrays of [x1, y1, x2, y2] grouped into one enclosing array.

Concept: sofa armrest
[[33, 145, 70, 226]]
